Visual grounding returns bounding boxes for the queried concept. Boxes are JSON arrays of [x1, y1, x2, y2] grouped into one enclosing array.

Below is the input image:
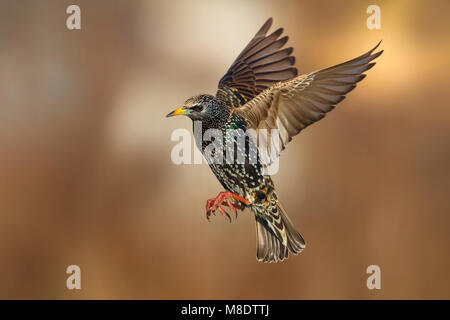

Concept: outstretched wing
[[235, 42, 383, 159], [216, 18, 297, 108]]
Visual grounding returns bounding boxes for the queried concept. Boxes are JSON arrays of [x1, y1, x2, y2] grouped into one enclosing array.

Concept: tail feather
[[255, 202, 305, 263]]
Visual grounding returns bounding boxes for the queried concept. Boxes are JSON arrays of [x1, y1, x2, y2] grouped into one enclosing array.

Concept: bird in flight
[[167, 18, 383, 262]]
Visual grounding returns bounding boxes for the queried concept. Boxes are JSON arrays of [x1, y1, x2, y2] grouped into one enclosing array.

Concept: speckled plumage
[[188, 95, 304, 262], [167, 18, 382, 262]]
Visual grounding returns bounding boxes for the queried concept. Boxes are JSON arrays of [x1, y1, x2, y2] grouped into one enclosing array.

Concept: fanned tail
[[255, 200, 305, 263]]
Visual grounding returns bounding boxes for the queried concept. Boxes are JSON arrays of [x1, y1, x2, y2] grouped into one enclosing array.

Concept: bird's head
[[166, 94, 226, 122]]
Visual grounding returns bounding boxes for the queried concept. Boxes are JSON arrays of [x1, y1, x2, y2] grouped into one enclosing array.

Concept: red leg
[[204, 191, 251, 222]]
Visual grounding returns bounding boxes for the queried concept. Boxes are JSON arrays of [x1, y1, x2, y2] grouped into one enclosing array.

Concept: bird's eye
[[191, 105, 203, 112]]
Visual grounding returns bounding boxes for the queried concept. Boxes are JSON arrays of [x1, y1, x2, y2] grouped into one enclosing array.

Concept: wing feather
[[235, 42, 383, 162], [217, 18, 297, 107]]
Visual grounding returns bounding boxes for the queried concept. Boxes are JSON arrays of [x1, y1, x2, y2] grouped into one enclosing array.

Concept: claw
[[205, 199, 215, 221], [204, 191, 250, 222], [224, 198, 238, 219], [217, 206, 231, 223]]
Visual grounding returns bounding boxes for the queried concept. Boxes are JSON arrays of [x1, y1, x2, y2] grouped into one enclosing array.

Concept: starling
[[166, 18, 383, 262]]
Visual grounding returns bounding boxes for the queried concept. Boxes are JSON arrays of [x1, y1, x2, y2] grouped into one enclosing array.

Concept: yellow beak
[[166, 106, 186, 118]]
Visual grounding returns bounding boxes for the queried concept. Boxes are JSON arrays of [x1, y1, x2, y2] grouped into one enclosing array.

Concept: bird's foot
[[205, 191, 250, 222]]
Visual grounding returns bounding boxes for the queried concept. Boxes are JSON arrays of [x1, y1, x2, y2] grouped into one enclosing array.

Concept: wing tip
[[372, 49, 384, 59], [269, 27, 284, 39], [367, 41, 383, 61], [276, 36, 289, 48], [371, 40, 382, 52], [259, 17, 274, 35]]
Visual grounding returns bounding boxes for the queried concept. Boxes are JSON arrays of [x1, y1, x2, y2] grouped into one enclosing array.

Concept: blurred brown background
[[0, 0, 449, 299]]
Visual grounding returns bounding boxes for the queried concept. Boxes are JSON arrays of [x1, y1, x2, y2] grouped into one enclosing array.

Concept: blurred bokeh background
[[0, 0, 449, 299]]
